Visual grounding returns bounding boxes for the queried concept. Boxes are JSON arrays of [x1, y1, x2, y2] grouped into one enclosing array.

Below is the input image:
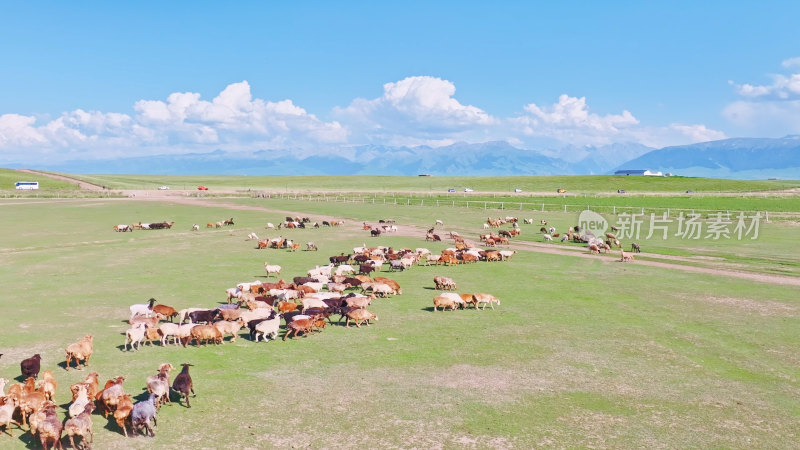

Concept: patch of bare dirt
[[700, 296, 798, 317], [434, 363, 557, 403]]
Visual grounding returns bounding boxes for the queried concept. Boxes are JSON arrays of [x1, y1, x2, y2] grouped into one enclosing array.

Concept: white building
[[614, 169, 663, 177]]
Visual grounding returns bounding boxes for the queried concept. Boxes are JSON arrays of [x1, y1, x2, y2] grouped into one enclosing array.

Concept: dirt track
[[16, 169, 106, 191], [18, 169, 800, 287]]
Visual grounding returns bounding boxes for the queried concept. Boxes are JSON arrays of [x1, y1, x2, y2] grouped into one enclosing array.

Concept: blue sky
[[2, 1, 799, 164]]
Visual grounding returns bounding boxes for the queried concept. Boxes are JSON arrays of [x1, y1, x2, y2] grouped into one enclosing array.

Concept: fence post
[[666, 208, 669, 217], [501, 202, 504, 210], [542, 203, 545, 211], [613, 206, 616, 214], [421, 199, 424, 206], [484, 202, 487, 210], [564, 205, 567, 213], [452, 200, 455, 207]]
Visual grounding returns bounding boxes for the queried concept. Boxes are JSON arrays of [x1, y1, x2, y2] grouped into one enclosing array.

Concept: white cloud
[[334, 76, 494, 146], [506, 95, 726, 149], [0, 77, 727, 165], [732, 82, 772, 98], [508, 94, 639, 146], [0, 114, 47, 147], [0, 81, 347, 162], [722, 100, 800, 135], [782, 57, 800, 68], [724, 60, 800, 134], [521, 94, 638, 131], [732, 74, 800, 100], [133, 81, 347, 144], [666, 124, 727, 143]]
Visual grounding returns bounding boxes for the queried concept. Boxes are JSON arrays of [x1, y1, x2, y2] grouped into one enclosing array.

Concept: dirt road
[[17, 169, 106, 191]]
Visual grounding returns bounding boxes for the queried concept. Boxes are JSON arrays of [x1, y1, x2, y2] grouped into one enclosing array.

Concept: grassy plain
[[0, 169, 78, 191], [310, 192, 800, 213], [219, 197, 800, 277], [0, 178, 798, 449], [65, 173, 800, 194]]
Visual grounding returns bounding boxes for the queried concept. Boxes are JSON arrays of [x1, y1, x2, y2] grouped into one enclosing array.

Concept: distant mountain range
[[7, 136, 800, 179], [613, 136, 800, 179]]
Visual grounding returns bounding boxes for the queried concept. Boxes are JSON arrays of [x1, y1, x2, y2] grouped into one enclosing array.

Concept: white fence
[[252, 192, 780, 220]]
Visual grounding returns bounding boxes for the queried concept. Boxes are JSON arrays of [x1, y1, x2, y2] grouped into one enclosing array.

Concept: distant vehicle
[[685, 190, 694, 194], [447, 188, 456, 193], [514, 188, 523, 193], [15, 181, 39, 190], [557, 188, 566, 194], [464, 188, 474, 192], [158, 186, 170, 190], [617, 189, 627, 194], [197, 186, 209, 191]]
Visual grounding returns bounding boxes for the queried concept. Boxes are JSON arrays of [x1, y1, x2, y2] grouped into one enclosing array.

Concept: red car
[[197, 186, 208, 190]]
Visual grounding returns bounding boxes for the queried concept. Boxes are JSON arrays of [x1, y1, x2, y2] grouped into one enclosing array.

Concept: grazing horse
[[631, 243, 641, 253]]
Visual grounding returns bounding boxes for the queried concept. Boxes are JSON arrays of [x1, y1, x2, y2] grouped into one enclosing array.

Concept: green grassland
[[63, 173, 800, 194], [265, 192, 800, 215], [212, 196, 800, 277], [0, 169, 78, 191], [0, 189, 798, 449]]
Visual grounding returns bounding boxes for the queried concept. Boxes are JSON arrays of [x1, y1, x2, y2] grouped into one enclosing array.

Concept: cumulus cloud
[[521, 94, 637, 131], [508, 94, 638, 146], [724, 60, 800, 134], [782, 57, 800, 68], [0, 81, 347, 163], [132, 81, 347, 146], [732, 74, 800, 100], [334, 76, 494, 146], [0, 114, 48, 147], [506, 95, 725, 149], [0, 77, 727, 165]]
